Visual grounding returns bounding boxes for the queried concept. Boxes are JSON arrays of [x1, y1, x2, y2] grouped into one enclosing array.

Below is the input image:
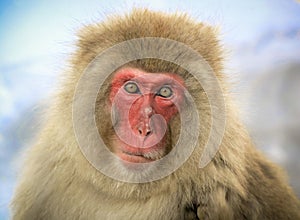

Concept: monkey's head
[[64, 9, 226, 195]]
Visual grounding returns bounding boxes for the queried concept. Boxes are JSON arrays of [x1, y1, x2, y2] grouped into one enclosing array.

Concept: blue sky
[[1, 0, 300, 66]]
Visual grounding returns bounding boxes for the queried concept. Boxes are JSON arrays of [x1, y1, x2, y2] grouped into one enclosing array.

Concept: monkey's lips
[[117, 151, 155, 163], [114, 140, 164, 163]]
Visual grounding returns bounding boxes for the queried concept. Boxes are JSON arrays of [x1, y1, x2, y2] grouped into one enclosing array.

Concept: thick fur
[[11, 9, 300, 220]]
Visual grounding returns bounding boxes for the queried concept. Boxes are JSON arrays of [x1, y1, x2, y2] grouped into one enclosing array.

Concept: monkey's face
[[108, 67, 185, 163]]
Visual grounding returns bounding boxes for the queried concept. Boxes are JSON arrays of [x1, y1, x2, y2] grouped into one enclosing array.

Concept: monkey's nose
[[138, 124, 152, 137]]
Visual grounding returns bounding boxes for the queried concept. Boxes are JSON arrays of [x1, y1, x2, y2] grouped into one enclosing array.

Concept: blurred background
[[1, 0, 300, 219]]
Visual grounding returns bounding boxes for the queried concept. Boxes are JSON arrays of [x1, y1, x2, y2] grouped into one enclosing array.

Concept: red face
[[109, 67, 185, 163]]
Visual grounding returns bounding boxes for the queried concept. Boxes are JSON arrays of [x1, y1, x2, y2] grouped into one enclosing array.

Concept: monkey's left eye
[[124, 82, 140, 94], [157, 86, 173, 98]]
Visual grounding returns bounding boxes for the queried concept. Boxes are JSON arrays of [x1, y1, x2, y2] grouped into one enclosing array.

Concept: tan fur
[[11, 9, 300, 220]]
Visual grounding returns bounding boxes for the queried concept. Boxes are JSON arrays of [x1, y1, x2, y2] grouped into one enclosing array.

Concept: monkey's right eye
[[124, 82, 140, 94]]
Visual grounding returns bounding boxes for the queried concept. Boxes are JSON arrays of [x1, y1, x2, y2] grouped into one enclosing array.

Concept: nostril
[[138, 128, 142, 135], [145, 130, 151, 136]]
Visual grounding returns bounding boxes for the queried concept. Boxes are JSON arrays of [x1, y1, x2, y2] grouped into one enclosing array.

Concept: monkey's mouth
[[115, 143, 164, 163], [118, 150, 156, 163], [112, 136, 166, 163]]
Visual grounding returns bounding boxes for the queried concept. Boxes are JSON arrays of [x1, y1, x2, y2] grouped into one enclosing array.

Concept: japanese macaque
[[11, 9, 300, 220]]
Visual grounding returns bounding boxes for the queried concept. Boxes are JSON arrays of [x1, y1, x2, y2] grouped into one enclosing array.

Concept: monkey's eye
[[157, 86, 173, 98], [124, 82, 140, 94]]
